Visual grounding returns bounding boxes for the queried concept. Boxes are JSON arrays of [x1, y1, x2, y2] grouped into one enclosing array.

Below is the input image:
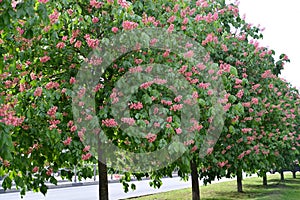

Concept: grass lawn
[[127, 173, 300, 200]]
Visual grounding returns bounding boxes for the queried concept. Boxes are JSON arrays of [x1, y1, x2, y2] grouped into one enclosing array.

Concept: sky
[[238, 0, 300, 90]]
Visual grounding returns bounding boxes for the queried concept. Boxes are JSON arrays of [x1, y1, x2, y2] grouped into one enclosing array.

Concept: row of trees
[[0, 0, 299, 200]]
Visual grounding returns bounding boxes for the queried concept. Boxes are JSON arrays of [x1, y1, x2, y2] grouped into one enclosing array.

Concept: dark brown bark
[[98, 144, 109, 200], [190, 159, 200, 200], [237, 169, 243, 193], [292, 170, 296, 178], [280, 170, 284, 181], [263, 174, 267, 186]]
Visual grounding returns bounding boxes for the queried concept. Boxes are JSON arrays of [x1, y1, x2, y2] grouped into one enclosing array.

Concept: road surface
[[0, 174, 254, 200], [0, 177, 191, 200]]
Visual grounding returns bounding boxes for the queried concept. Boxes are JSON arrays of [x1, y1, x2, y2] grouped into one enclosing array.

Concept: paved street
[[0, 173, 255, 200], [0, 177, 191, 200]]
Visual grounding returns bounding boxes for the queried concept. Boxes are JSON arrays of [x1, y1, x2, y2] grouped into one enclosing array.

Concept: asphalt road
[[0, 177, 192, 200]]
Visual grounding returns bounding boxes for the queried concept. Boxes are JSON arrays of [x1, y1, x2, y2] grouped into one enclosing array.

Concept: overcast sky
[[238, 0, 300, 89]]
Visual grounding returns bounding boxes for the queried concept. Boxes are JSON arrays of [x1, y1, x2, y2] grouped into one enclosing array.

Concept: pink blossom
[[32, 166, 39, 173], [92, 17, 99, 23], [112, 27, 119, 33], [69, 77, 76, 84], [85, 35, 99, 48], [167, 15, 176, 23], [145, 133, 157, 143], [40, 56, 50, 63], [238, 152, 245, 159], [167, 24, 174, 33], [47, 106, 58, 118], [121, 117, 135, 126], [242, 128, 252, 133], [218, 161, 228, 168], [150, 38, 158, 46], [183, 50, 194, 58], [82, 153, 92, 160], [74, 40, 82, 48], [182, 17, 189, 24], [63, 137, 72, 146], [161, 100, 172, 106], [198, 82, 210, 89], [90, 0, 102, 8], [140, 81, 153, 89], [170, 104, 183, 111], [38, 0, 49, 3], [223, 103, 231, 111], [67, 120, 74, 127], [46, 168, 53, 176], [174, 95, 183, 102], [102, 118, 118, 127], [56, 42, 65, 49], [83, 145, 91, 152], [235, 78, 242, 85], [129, 66, 143, 73], [236, 89, 244, 99], [207, 148, 213, 155], [117, 0, 129, 8], [251, 97, 259, 105], [221, 44, 228, 52], [49, 10, 60, 24], [191, 146, 198, 152], [34, 87, 43, 97], [129, 102, 143, 110], [166, 116, 172, 123], [175, 128, 182, 134], [122, 20, 138, 31], [70, 125, 77, 132]]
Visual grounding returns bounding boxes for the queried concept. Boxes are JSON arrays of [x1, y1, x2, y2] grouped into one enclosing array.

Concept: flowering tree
[[0, 1, 299, 200]]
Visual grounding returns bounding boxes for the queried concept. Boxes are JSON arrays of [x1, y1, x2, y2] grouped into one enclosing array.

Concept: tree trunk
[[98, 143, 109, 200], [237, 169, 243, 193], [190, 159, 200, 200], [263, 173, 267, 186], [280, 170, 284, 181], [292, 170, 296, 179]]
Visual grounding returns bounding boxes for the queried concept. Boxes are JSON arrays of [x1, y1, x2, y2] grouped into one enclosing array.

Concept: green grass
[[127, 173, 300, 200]]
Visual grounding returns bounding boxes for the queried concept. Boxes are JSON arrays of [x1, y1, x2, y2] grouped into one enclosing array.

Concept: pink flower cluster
[[49, 10, 60, 24], [129, 66, 143, 73], [145, 133, 157, 143], [170, 104, 183, 111], [121, 117, 135, 126], [236, 89, 244, 99], [90, 0, 103, 8], [117, 0, 129, 8], [47, 106, 58, 118], [82, 153, 92, 160], [161, 99, 172, 106], [63, 137, 72, 146], [129, 102, 143, 110], [84, 34, 99, 49], [0, 104, 24, 126], [122, 20, 138, 31], [45, 81, 60, 90], [102, 118, 118, 127], [241, 128, 252, 133], [40, 56, 50, 63], [34, 87, 43, 97], [202, 33, 218, 46]]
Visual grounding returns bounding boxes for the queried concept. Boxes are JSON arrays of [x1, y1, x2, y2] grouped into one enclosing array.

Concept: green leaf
[[40, 184, 48, 195], [230, 66, 238, 76]]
